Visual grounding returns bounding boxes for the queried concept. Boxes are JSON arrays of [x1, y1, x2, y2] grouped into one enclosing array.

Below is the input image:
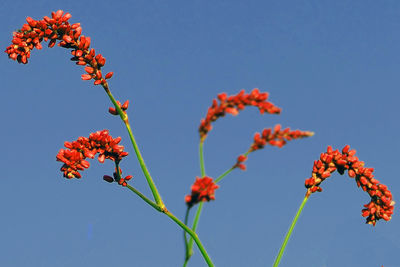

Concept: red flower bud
[[121, 100, 129, 110], [108, 107, 118, 115], [105, 72, 114, 79], [81, 74, 92, 80]]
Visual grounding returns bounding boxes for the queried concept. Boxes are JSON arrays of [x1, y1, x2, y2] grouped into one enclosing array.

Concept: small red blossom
[[199, 89, 281, 141], [233, 154, 248, 170], [5, 10, 112, 87], [185, 176, 219, 207], [108, 100, 130, 115], [56, 130, 129, 179], [304, 145, 395, 226], [233, 125, 314, 170]]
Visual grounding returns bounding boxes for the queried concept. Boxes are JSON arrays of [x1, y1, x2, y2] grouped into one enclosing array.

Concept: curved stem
[[104, 84, 212, 264], [184, 165, 235, 266], [185, 143, 244, 266], [273, 195, 309, 267], [165, 209, 214, 267], [185, 201, 204, 262], [124, 181, 214, 266], [103, 84, 164, 209], [183, 207, 192, 260], [183, 141, 206, 266]]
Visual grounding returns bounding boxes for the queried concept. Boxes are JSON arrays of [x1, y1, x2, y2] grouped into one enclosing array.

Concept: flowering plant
[[5, 10, 394, 267]]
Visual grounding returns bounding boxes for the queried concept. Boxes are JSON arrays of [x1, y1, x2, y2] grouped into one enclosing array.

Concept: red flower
[[304, 145, 394, 226], [185, 176, 219, 207], [56, 130, 129, 180], [198, 89, 281, 141], [234, 154, 248, 170], [250, 124, 314, 151], [5, 10, 113, 86], [108, 100, 130, 115], [233, 125, 314, 170]]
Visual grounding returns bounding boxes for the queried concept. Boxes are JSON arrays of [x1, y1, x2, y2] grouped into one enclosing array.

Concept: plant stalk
[[273, 195, 309, 267], [103, 83, 164, 209], [125, 183, 214, 267]]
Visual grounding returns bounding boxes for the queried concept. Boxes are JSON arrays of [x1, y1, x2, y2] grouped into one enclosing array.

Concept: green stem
[[199, 141, 206, 176], [214, 166, 235, 183], [273, 195, 309, 267], [184, 165, 234, 265], [125, 184, 162, 212], [184, 201, 204, 266], [165, 209, 214, 267], [183, 207, 191, 259], [185, 144, 244, 266], [104, 84, 212, 264], [125, 184, 214, 266], [183, 142, 207, 265], [215, 150, 249, 183], [103, 84, 164, 209]]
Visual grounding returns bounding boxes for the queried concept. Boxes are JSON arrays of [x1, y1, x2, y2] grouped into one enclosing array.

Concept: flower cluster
[[5, 10, 113, 86], [185, 176, 219, 207], [56, 130, 129, 179], [304, 145, 394, 225], [233, 124, 314, 170], [199, 89, 281, 141], [109, 100, 130, 115], [249, 124, 314, 151]]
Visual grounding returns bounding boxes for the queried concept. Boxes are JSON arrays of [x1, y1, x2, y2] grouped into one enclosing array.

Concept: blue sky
[[1, 1, 399, 266]]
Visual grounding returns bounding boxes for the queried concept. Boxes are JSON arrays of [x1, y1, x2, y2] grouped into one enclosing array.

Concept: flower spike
[[304, 145, 394, 226], [199, 89, 281, 141], [5, 10, 112, 86], [233, 125, 314, 171]]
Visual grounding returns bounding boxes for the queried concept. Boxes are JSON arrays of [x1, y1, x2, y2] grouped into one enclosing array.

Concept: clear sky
[[1, 1, 399, 266]]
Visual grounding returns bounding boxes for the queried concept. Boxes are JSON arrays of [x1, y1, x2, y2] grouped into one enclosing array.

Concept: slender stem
[[183, 257, 189, 267], [185, 143, 242, 265], [114, 161, 162, 212], [191, 202, 204, 233], [124, 182, 214, 266], [125, 184, 162, 212], [214, 166, 235, 183], [184, 201, 205, 266], [199, 141, 206, 176], [104, 84, 213, 265], [183, 141, 207, 265], [185, 165, 235, 264], [273, 195, 309, 267], [102, 83, 128, 122], [183, 207, 192, 259], [215, 150, 250, 183], [102, 84, 164, 209], [165, 209, 214, 267]]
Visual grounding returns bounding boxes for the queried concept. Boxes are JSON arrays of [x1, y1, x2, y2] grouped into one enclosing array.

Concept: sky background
[[1, 1, 399, 266]]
